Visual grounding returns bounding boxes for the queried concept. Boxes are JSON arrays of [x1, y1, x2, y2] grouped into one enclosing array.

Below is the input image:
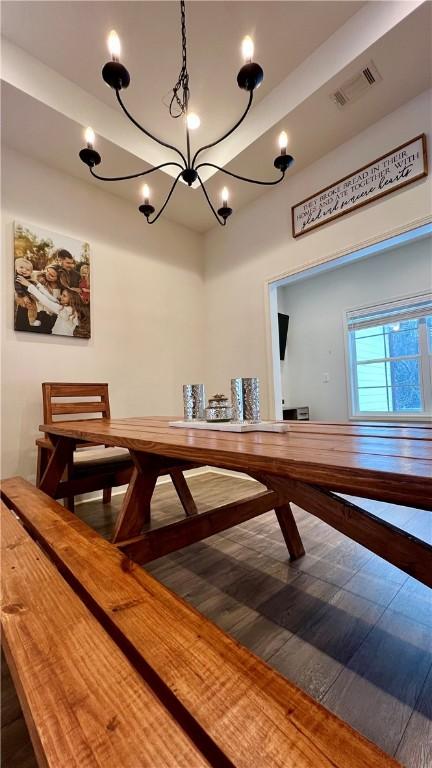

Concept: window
[[346, 293, 432, 418]]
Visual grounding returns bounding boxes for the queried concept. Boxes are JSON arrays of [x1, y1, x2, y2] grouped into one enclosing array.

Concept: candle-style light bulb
[[142, 184, 150, 204], [84, 127, 95, 148], [241, 36, 254, 63], [221, 187, 229, 207], [186, 112, 201, 130], [108, 30, 121, 60], [278, 130, 288, 154]]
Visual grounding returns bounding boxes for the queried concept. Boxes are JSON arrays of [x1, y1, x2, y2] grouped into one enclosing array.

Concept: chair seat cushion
[[73, 446, 131, 466]]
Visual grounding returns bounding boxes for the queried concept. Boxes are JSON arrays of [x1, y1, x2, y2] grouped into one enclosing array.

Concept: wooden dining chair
[[36, 382, 133, 512]]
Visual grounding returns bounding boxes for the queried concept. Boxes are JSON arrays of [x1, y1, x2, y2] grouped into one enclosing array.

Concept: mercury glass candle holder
[[183, 384, 205, 420], [242, 377, 260, 422]]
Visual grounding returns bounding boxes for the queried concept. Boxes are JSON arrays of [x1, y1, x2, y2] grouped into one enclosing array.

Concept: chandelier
[[79, 0, 294, 225]]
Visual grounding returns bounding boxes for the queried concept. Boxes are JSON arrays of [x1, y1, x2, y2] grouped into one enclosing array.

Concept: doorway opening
[[266, 223, 432, 422]]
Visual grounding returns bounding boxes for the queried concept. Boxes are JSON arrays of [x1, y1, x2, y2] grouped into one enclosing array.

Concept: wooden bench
[[1, 477, 400, 768], [1, 499, 209, 767]]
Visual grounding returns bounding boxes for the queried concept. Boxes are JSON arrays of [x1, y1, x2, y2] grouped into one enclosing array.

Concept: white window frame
[[343, 290, 432, 421]]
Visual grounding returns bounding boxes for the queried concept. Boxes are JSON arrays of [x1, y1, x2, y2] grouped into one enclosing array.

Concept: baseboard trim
[[74, 466, 257, 507]]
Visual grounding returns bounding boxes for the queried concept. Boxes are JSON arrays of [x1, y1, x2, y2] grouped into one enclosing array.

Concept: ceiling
[[2, 1, 431, 232]]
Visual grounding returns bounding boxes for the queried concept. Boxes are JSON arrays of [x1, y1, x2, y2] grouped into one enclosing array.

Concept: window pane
[[427, 316, 432, 352], [389, 358, 420, 387], [357, 362, 388, 388], [391, 386, 422, 411], [386, 322, 419, 356], [354, 326, 383, 339], [354, 331, 386, 361], [358, 388, 390, 412]]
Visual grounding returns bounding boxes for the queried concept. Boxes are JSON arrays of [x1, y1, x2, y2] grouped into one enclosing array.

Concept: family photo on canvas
[[14, 222, 91, 339]]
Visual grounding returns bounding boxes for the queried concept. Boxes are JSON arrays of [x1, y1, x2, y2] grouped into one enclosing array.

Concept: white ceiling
[[1, 1, 364, 146], [2, 1, 431, 232]]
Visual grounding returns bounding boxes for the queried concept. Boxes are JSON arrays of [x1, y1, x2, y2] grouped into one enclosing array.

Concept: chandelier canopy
[[79, 0, 294, 226]]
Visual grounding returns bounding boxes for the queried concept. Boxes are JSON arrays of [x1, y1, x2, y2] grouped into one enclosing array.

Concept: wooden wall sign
[[292, 134, 428, 238]]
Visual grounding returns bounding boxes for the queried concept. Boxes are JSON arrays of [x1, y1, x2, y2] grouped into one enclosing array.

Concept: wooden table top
[[40, 417, 432, 509], [41, 417, 432, 509]]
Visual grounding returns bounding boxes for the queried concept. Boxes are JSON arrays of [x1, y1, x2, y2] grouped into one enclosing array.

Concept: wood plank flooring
[[2, 472, 431, 767]]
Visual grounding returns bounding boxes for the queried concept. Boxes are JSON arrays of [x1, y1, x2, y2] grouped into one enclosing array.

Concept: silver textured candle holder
[[231, 378, 244, 422], [183, 384, 205, 421], [242, 377, 260, 423]]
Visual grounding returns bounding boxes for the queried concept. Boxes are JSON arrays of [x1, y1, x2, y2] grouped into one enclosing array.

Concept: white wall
[[203, 90, 432, 417], [1, 146, 205, 479], [277, 237, 432, 420], [2, 90, 432, 480]]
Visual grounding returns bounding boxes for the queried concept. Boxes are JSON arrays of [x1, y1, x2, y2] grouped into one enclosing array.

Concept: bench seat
[[37, 438, 131, 466], [73, 445, 131, 464], [1, 477, 400, 768], [1, 500, 209, 767], [37, 437, 197, 473]]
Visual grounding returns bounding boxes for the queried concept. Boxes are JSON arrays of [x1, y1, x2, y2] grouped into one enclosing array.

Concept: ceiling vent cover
[[330, 61, 382, 109]]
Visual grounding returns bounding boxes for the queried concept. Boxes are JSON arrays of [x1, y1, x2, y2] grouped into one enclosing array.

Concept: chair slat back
[[42, 383, 111, 424]]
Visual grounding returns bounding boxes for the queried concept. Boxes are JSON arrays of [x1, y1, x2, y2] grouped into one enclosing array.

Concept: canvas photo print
[[14, 221, 91, 338]]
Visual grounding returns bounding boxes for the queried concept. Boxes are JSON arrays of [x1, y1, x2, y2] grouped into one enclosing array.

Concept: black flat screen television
[[278, 313, 289, 361]]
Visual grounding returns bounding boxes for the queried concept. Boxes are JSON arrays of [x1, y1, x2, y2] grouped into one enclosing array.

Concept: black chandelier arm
[[115, 90, 188, 167], [146, 171, 183, 224], [196, 173, 226, 226], [89, 161, 184, 183], [195, 162, 285, 186], [191, 91, 254, 169]]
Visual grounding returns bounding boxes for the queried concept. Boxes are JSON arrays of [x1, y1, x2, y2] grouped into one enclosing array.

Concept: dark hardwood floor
[[2, 472, 431, 767]]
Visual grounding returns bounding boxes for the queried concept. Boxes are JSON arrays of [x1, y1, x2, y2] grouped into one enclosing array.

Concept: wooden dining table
[[38, 416, 432, 588]]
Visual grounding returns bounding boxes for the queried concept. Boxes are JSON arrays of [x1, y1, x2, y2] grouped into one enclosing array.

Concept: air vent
[[330, 61, 382, 109]]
